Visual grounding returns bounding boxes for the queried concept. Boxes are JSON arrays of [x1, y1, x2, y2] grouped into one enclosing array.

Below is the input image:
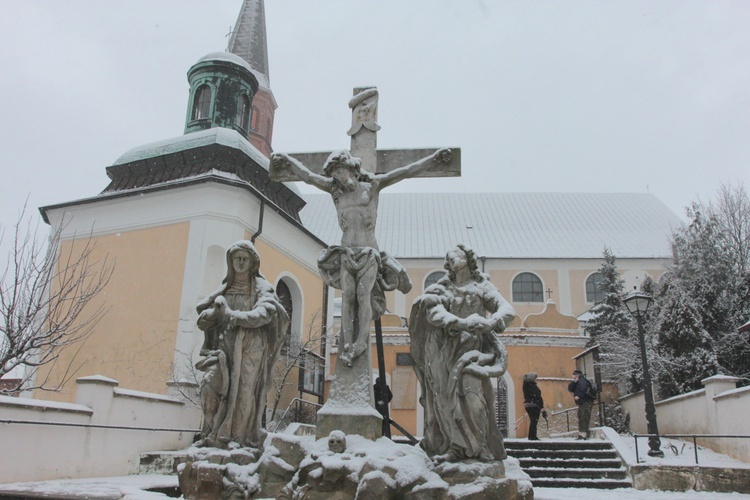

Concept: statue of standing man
[[270, 148, 451, 367]]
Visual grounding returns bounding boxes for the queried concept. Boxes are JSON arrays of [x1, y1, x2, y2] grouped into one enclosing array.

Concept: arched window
[[512, 272, 543, 302], [265, 118, 272, 134], [276, 280, 294, 354], [236, 94, 250, 130], [192, 84, 211, 120], [424, 271, 446, 290], [586, 272, 606, 303]]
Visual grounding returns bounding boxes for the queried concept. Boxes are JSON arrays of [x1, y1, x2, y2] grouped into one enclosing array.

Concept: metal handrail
[[275, 397, 323, 431], [633, 433, 750, 464], [0, 418, 198, 433]]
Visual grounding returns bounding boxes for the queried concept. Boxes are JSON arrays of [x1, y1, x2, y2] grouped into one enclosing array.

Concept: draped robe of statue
[[195, 241, 289, 448], [409, 246, 515, 462]]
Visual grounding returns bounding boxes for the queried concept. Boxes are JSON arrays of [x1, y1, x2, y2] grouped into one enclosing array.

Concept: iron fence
[[633, 433, 750, 465]]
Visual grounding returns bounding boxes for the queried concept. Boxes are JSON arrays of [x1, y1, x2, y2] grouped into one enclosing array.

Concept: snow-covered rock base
[[177, 432, 534, 499]]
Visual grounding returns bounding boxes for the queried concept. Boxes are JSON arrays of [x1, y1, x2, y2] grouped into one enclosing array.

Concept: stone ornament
[[193, 240, 290, 449], [327, 430, 347, 454], [409, 244, 516, 463]]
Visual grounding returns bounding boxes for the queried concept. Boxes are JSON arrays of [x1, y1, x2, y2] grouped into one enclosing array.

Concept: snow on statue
[[270, 147, 451, 367], [194, 240, 289, 449], [409, 244, 515, 463]]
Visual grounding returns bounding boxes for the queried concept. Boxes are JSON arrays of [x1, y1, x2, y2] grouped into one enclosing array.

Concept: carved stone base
[[178, 446, 263, 500], [177, 433, 533, 500], [315, 410, 382, 440]]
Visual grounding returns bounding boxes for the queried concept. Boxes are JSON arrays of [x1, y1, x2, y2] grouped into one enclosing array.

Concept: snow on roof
[[300, 192, 683, 259], [113, 128, 263, 166], [195, 51, 267, 88]]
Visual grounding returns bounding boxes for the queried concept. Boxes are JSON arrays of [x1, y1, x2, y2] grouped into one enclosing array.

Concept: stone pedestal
[[178, 432, 533, 500], [315, 341, 382, 440], [316, 411, 382, 441]]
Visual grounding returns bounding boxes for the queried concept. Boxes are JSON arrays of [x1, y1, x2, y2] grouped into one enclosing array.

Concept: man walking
[[568, 370, 595, 440]]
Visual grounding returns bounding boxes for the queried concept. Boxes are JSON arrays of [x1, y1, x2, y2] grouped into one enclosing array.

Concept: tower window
[[192, 85, 211, 120], [237, 94, 250, 130], [585, 272, 606, 303], [512, 272, 544, 302], [251, 107, 259, 130]]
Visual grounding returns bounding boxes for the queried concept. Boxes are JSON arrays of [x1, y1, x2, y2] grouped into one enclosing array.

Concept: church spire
[[228, 0, 270, 87], [227, 0, 277, 158]]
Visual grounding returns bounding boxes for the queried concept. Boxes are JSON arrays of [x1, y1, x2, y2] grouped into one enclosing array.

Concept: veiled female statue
[[409, 244, 515, 462], [195, 240, 289, 448]]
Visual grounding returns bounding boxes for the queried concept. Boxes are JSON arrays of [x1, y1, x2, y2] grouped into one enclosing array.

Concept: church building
[[33, 0, 682, 440]]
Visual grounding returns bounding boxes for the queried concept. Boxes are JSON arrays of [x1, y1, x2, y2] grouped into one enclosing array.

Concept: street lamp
[[622, 289, 664, 457]]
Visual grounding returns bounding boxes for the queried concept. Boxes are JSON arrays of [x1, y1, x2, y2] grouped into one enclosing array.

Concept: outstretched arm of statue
[[270, 152, 334, 191], [228, 303, 274, 329], [377, 148, 452, 189]]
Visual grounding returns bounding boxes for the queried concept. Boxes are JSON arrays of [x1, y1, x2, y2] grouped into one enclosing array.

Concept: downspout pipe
[[250, 200, 265, 243]]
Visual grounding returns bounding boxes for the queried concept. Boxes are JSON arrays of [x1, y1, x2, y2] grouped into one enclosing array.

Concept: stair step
[[525, 467, 628, 480], [530, 478, 633, 489], [139, 450, 187, 475], [509, 449, 619, 460], [519, 458, 624, 469], [505, 440, 613, 451]]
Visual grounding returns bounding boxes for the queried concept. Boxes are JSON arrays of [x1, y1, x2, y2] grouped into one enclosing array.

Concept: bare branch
[[0, 203, 113, 395]]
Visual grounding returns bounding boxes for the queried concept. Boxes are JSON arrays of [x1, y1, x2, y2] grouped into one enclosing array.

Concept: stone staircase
[[505, 438, 632, 489]]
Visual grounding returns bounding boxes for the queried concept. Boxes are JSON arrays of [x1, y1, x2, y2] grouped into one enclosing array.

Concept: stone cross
[[270, 87, 461, 179], [270, 87, 461, 440]]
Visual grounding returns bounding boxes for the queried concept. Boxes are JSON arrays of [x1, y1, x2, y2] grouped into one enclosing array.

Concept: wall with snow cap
[[620, 375, 750, 463], [0, 375, 201, 483]]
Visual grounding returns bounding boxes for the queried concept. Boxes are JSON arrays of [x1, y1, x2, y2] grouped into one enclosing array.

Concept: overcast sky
[[1, 1, 749, 244]]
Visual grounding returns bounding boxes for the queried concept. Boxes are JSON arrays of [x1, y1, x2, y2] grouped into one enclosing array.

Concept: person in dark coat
[[523, 372, 546, 440], [567, 369, 595, 440]]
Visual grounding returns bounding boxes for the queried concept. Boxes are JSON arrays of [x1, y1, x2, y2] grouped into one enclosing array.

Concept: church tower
[[226, 0, 277, 158]]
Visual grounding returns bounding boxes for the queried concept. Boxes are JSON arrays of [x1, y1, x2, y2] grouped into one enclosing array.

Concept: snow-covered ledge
[[0, 375, 201, 483]]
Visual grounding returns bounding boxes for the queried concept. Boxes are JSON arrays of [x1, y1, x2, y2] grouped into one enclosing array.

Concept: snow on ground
[[0, 474, 178, 499], [617, 434, 750, 468], [1, 435, 748, 499], [535, 487, 750, 499]]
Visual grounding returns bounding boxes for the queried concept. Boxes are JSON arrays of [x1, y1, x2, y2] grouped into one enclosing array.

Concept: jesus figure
[[270, 148, 452, 367]]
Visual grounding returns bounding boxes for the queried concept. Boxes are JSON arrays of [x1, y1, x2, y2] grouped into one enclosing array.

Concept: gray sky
[[1, 0, 749, 244]]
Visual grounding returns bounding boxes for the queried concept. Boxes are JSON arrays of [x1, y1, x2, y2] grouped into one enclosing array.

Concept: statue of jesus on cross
[[271, 147, 451, 367], [270, 87, 460, 439]]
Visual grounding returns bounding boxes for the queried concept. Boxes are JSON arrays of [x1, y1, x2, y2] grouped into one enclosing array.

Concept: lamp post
[[622, 289, 664, 458]]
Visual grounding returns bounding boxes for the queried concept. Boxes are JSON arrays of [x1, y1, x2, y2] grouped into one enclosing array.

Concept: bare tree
[[268, 310, 330, 423], [0, 204, 113, 395]]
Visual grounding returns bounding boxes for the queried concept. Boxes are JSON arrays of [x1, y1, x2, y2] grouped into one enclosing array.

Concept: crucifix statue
[[270, 87, 460, 439]]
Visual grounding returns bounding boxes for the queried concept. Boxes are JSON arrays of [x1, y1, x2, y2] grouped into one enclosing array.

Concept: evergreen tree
[[585, 248, 632, 342], [585, 248, 638, 392], [650, 274, 719, 396]]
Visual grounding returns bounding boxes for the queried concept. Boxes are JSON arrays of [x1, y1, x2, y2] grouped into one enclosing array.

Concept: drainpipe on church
[[250, 200, 265, 243]]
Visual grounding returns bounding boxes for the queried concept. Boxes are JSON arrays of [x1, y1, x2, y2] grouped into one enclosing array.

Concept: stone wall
[[620, 375, 750, 463], [0, 375, 201, 483]]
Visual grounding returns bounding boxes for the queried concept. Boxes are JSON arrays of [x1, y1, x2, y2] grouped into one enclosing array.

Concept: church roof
[[102, 128, 305, 222], [299, 192, 683, 259], [227, 0, 270, 89]]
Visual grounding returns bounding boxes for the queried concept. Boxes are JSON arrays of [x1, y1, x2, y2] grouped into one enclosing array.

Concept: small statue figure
[[409, 244, 515, 463], [194, 240, 289, 448]]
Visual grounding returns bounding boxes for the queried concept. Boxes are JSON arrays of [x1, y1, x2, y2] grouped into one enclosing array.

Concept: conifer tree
[[585, 248, 639, 391]]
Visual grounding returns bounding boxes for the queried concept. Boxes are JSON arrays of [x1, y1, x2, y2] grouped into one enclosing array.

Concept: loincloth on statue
[[318, 246, 412, 319]]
